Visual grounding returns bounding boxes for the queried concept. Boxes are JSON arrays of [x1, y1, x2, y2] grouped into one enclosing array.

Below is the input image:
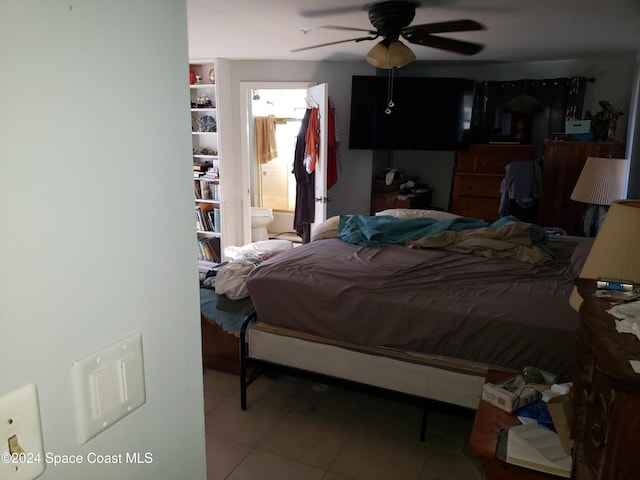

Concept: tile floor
[[203, 368, 484, 480]]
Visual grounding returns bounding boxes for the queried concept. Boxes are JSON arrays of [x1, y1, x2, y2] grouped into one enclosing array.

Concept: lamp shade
[[366, 39, 415, 69], [570, 157, 629, 205], [570, 200, 640, 309], [504, 94, 543, 115]]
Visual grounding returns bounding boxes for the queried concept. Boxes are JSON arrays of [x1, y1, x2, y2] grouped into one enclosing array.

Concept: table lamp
[[570, 157, 629, 236], [570, 199, 640, 310]]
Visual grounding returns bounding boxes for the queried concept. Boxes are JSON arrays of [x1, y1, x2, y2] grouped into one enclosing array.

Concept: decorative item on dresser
[[536, 141, 625, 235], [451, 144, 536, 222]]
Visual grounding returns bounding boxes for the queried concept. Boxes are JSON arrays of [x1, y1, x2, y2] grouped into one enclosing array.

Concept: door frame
[[239, 81, 314, 245]]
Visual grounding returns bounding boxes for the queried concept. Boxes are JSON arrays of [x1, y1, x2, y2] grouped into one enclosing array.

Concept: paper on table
[[506, 423, 571, 478], [608, 301, 640, 318], [608, 302, 640, 341], [512, 423, 569, 462]]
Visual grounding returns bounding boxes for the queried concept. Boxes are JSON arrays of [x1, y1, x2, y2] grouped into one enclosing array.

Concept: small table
[[470, 370, 555, 480]]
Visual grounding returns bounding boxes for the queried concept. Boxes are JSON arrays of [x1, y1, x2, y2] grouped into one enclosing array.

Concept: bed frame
[[239, 311, 483, 441]]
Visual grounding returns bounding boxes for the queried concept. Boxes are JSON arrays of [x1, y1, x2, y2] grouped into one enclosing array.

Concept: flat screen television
[[348, 75, 475, 151]]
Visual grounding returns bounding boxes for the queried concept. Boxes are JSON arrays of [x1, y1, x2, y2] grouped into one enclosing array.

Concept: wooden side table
[[470, 370, 554, 480], [201, 314, 243, 374], [370, 185, 433, 215]]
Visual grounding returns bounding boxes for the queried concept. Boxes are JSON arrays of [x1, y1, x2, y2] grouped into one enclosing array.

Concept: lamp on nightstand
[[570, 200, 640, 310], [570, 156, 629, 236]]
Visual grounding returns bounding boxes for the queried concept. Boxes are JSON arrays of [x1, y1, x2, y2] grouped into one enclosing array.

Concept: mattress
[[245, 236, 581, 381], [248, 322, 487, 409]]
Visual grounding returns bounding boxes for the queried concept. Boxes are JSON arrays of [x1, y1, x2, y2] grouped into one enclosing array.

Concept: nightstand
[[370, 185, 433, 215], [571, 279, 640, 479], [470, 370, 555, 480]]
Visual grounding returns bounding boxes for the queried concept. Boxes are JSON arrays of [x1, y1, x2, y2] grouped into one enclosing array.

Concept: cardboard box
[[547, 393, 573, 455], [565, 120, 591, 134], [482, 375, 543, 412]]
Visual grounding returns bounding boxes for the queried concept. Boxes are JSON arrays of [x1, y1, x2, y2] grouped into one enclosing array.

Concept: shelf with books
[[197, 235, 220, 263], [195, 204, 221, 236], [191, 61, 223, 271], [194, 179, 220, 201]]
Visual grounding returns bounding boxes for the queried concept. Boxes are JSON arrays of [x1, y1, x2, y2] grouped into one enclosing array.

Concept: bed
[[238, 209, 586, 435]]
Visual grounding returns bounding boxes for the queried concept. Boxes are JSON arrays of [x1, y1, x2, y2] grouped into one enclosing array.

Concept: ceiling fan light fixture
[[365, 41, 389, 68], [387, 40, 415, 67], [366, 39, 415, 69]]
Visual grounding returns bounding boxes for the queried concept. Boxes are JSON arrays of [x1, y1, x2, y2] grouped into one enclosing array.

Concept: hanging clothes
[[293, 109, 314, 243], [498, 160, 542, 222], [303, 99, 340, 188], [303, 107, 319, 174], [255, 115, 278, 163], [327, 97, 338, 189]]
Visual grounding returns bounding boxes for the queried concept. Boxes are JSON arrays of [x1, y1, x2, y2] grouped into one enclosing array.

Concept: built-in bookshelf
[[190, 62, 221, 265]]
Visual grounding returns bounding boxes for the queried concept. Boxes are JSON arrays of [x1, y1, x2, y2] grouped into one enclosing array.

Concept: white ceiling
[[187, 0, 640, 64]]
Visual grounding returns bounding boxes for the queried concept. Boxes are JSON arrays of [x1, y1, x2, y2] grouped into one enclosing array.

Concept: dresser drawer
[[452, 174, 503, 198], [457, 145, 535, 173], [370, 192, 411, 214]]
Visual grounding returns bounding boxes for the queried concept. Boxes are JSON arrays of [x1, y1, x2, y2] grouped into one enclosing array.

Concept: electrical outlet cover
[[0, 384, 46, 479], [71, 331, 146, 444]]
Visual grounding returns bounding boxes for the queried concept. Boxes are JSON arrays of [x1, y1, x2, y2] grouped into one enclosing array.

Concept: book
[[213, 208, 221, 233], [205, 210, 216, 232], [505, 423, 571, 478], [195, 207, 204, 231]]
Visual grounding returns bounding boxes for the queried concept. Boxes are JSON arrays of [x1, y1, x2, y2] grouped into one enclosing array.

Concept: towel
[[255, 115, 278, 163]]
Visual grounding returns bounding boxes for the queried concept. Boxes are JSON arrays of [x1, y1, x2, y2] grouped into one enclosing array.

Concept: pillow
[[375, 208, 461, 221], [310, 215, 340, 241], [566, 237, 595, 280]]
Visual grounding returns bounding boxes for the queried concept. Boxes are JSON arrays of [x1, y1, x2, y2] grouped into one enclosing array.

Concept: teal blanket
[[338, 214, 489, 247], [338, 214, 550, 251]]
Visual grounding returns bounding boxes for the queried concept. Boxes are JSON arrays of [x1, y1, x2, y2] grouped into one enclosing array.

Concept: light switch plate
[[0, 384, 46, 479], [71, 331, 145, 444]]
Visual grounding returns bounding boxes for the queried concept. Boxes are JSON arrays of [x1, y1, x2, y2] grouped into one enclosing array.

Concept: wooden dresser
[[451, 144, 536, 222], [537, 142, 625, 235], [572, 279, 640, 479]]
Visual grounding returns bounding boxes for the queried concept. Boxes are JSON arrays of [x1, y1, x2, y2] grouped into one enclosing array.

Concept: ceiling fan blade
[[321, 25, 379, 35], [300, 5, 366, 18], [404, 33, 484, 55], [402, 19, 484, 36], [291, 35, 378, 53]]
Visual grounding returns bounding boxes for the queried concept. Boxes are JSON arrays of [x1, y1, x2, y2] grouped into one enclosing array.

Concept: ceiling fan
[[293, 1, 485, 68]]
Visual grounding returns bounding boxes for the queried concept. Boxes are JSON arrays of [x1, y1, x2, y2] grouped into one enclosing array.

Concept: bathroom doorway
[[240, 82, 311, 241], [250, 88, 306, 213]]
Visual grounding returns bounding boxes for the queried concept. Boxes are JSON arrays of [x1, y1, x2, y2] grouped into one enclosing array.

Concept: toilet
[[250, 207, 274, 242]]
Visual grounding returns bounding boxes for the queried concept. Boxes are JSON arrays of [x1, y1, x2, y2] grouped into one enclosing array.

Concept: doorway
[[250, 88, 305, 212], [240, 82, 312, 241]]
